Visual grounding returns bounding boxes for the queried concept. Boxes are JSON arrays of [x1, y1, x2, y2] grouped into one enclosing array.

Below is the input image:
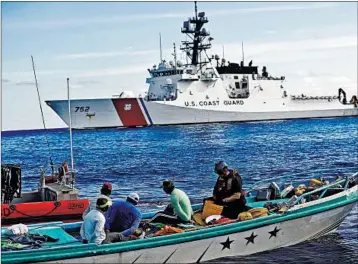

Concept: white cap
[[128, 192, 140, 203]]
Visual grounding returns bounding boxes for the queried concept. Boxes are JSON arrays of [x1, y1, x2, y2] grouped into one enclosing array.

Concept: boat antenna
[[172, 42, 177, 69], [222, 45, 225, 59], [194, 1, 198, 19], [31, 55, 55, 175], [242, 41, 245, 65], [159, 33, 163, 63], [67, 78, 75, 189]]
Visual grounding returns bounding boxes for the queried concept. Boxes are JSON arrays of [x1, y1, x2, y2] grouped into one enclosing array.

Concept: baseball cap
[[97, 197, 112, 209], [102, 182, 112, 191], [161, 180, 174, 188], [127, 192, 140, 203]]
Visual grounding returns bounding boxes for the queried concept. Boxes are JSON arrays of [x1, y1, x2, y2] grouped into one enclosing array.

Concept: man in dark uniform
[[212, 161, 246, 219]]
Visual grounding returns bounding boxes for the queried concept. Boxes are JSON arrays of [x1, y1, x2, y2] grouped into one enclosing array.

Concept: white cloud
[[69, 84, 83, 89], [330, 76, 352, 83], [212, 35, 357, 59], [303, 77, 314, 84], [15, 81, 35, 86], [264, 30, 277, 35], [3, 35, 357, 82], [72, 64, 149, 78], [4, 2, 338, 30], [56, 49, 158, 60], [2, 70, 70, 79], [212, 2, 337, 16]]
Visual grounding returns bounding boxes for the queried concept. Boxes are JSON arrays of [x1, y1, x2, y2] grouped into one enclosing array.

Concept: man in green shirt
[[148, 180, 193, 225]]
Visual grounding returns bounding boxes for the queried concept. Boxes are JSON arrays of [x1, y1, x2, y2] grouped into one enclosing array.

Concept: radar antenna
[[180, 1, 211, 67]]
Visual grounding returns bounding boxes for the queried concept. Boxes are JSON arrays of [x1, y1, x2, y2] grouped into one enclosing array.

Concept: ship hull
[[46, 98, 358, 129]]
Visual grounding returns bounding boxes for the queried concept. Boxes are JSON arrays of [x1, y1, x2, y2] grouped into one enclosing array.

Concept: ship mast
[[180, 1, 211, 67]]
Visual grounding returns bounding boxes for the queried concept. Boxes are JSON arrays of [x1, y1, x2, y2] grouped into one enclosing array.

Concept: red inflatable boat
[[1, 164, 90, 226]]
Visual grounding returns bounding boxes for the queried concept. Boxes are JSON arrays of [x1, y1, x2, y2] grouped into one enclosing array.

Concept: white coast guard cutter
[[46, 3, 358, 129]]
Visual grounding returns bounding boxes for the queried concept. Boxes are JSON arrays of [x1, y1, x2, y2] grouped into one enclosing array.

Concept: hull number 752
[[74, 106, 90, 112]]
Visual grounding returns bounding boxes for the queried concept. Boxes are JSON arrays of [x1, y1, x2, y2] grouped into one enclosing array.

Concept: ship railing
[[180, 73, 199, 80], [291, 95, 339, 100], [188, 16, 208, 22], [255, 76, 285, 81]]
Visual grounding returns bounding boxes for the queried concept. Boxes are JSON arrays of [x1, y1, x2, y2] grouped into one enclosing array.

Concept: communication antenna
[[31, 55, 55, 174], [194, 1, 198, 19], [172, 42, 177, 68], [159, 33, 163, 62], [222, 45, 225, 59], [242, 41, 245, 65]]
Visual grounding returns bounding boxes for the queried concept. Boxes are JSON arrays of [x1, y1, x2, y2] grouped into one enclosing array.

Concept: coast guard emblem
[[124, 104, 132, 111]]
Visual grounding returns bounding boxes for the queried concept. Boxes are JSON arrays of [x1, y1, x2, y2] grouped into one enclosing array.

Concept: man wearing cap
[[80, 197, 112, 245], [212, 161, 246, 219], [102, 193, 142, 243], [82, 182, 112, 220], [148, 180, 193, 225]]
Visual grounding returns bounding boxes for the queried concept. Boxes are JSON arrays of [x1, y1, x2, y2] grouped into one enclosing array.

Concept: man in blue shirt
[[102, 193, 142, 244]]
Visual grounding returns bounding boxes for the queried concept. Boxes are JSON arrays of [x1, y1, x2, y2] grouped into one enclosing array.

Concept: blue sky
[[1, 1, 357, 131]]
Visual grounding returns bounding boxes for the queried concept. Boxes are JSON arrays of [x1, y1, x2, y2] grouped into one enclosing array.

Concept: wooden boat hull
[[2, 183, 357, 264], [1, 199, 89, 225]]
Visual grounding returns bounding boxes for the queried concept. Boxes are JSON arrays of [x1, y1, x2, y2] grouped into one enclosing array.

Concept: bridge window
[[234, 76, 238, 79]]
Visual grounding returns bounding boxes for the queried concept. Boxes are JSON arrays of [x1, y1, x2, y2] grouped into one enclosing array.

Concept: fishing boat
[[2, 172, 357, 263], [45, 2, 358, 130], [1, 164, 90, 225]]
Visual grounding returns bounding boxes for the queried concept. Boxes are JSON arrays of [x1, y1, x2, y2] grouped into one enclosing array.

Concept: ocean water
[[1, 117, 358, 263]]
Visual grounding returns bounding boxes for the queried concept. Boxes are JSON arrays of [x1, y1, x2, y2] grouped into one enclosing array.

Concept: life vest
[[58, 161, 70, 184], [216, 170, 243, 199], [310, 179, 322, 187], [153, 225, 184, 237], [238, 212, 253, 221], [62, 162, 69, 173], [248, 208, 268, 218], [202, 200, 224, 219]]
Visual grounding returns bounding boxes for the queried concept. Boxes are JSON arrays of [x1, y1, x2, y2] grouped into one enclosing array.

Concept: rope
[[31, 55, 55, 170], [3, 202, 61, 219]]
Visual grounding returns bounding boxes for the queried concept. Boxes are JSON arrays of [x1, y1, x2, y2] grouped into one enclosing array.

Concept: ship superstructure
[[46, 2, 358, 129]]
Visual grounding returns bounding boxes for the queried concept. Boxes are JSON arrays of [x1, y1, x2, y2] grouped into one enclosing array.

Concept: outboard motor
[[350, 95, 358, 108], [348, 176, 356, 188], [1, 164, 22, 204], [338, 88, 347, 104]]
